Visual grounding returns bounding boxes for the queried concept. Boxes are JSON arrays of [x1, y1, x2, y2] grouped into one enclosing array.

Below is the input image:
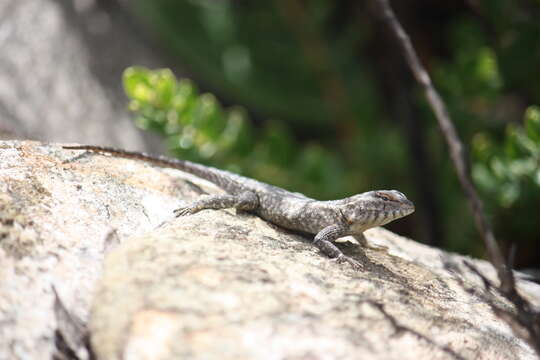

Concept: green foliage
[[131, 0, 380, 130], [473, 106, 540, 207], [430, 4, 540, 256], [123, 66, 358, 199], [471, 106, 540, 256]]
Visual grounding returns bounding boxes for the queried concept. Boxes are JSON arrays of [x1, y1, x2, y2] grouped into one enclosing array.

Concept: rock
[[0, 140, 538, 359]]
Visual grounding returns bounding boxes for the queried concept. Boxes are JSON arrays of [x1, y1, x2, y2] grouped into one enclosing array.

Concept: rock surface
[[0, 140, 538, 360]]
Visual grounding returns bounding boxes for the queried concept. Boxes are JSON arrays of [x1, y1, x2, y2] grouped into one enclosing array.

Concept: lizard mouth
[[404, 199, 415, 211], [400, 200, 415, 216], [389, 200, 414, 220]]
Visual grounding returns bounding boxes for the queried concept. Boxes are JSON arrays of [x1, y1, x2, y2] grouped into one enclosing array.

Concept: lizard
[[63, 145, 415, 269]]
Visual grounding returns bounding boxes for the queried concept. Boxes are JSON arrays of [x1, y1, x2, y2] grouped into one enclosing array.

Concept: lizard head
[[339, 190, 414, 233]]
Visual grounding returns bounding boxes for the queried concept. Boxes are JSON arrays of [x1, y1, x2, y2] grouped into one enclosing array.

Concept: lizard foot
[[333, 255, 364, 271], [173, 206, 197, 217]]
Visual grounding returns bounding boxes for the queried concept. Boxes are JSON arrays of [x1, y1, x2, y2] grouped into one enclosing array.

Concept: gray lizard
[[63, 145, 414, 269]]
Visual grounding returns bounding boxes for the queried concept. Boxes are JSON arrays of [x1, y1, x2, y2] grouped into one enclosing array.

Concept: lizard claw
[[174, 206, 196, 217], [333, 254, 363, 271]]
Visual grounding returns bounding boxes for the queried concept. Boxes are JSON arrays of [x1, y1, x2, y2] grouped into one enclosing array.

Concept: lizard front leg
[[313, 224, 362, 270], [174, 191, 259, 216]]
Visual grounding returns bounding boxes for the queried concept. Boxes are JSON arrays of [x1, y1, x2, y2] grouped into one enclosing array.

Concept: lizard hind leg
[[174, 191, 259, 217]]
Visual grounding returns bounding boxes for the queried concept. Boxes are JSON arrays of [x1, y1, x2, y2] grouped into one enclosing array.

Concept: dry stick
[[373, 0, 540, 354], [373, 0, 513, 292]]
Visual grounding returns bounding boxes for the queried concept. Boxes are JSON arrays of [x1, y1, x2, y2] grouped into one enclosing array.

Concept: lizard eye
[[375, 191, 398, 202]]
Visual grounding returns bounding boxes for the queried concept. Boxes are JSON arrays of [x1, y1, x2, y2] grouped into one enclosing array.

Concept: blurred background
[[1, 0, 539, 269]]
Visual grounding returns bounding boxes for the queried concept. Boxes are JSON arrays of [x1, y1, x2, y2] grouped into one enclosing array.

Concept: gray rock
[[0, 140, 538, 359]]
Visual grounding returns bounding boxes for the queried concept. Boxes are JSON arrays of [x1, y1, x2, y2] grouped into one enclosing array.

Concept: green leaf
[[473, 163, 495, 188], [475, 47, 502, 91], [499, 181, 520, 208], [123, 67, 154, 103], [525, 105, 540, 143], [504, 124, 527, 159], [471, 132, 494, 162], [152, 69, 177, 108]]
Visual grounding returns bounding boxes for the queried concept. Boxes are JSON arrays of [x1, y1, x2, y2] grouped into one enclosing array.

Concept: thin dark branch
[[372, 0, 540, 354], [372, 0, 510, 291]]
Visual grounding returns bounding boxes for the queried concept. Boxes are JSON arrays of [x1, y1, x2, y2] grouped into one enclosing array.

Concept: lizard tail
[[62, 145, 234, 188]]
